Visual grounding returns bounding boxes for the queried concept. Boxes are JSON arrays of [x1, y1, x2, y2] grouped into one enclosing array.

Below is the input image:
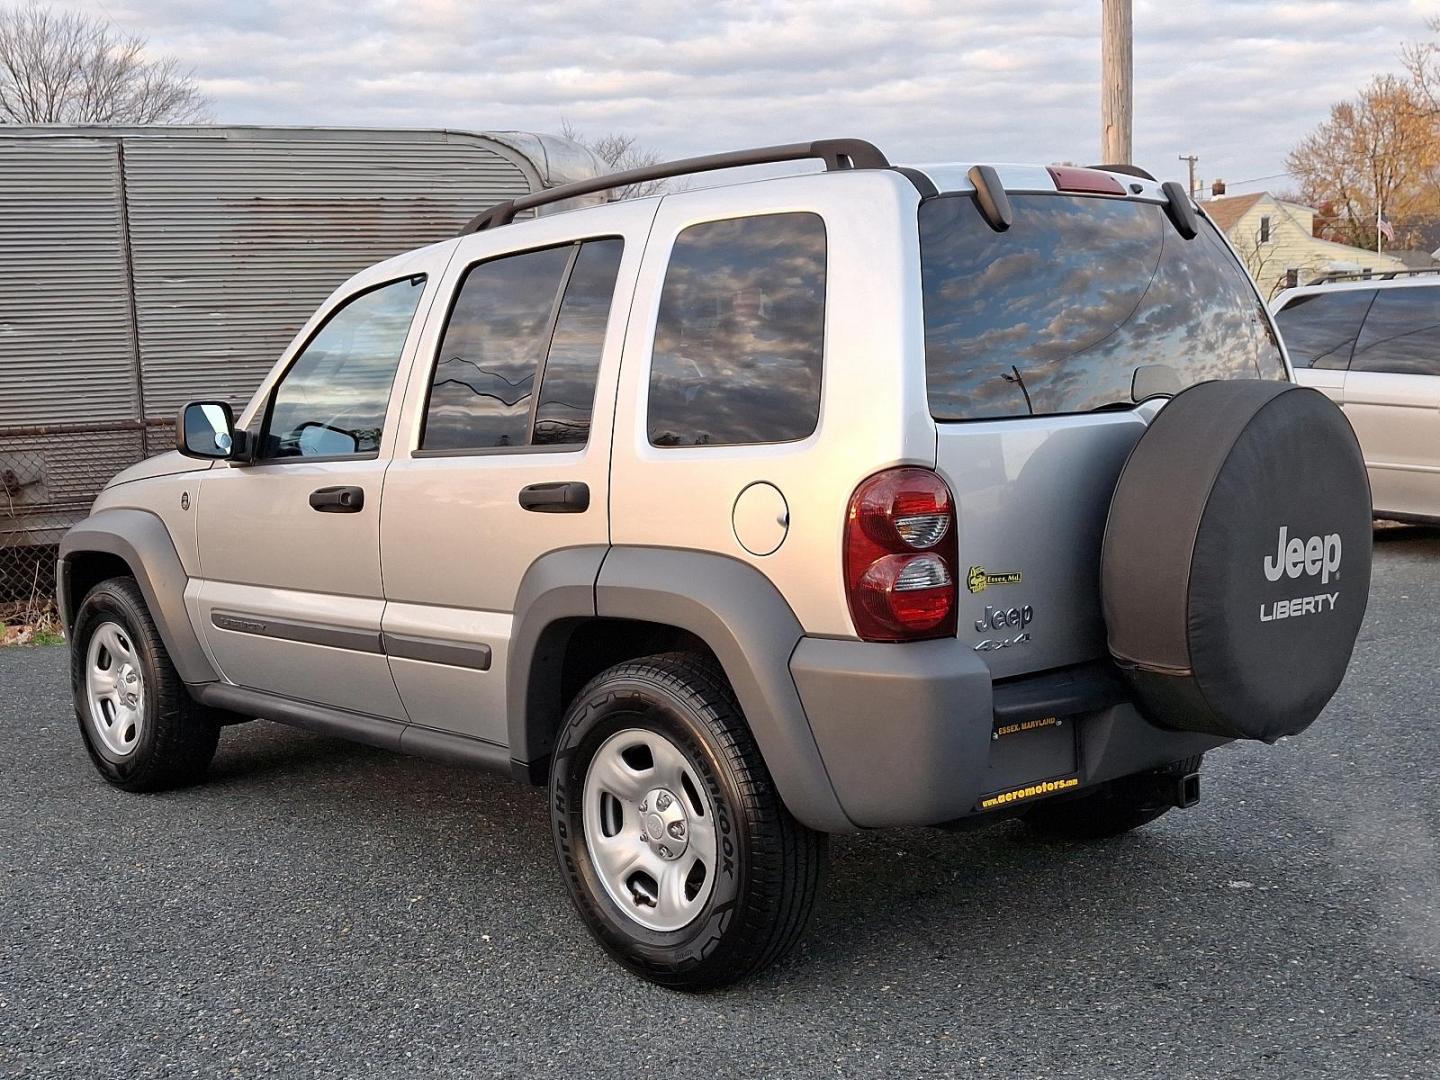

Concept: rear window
[[1350, 286, 1440, 376], [1273, 289, 1375, 369], [920, 193, 1286, 422]]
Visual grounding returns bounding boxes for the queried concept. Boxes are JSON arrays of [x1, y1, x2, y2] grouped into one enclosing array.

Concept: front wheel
[[70, 576, 221, 792], [549, 653, 826, 990]]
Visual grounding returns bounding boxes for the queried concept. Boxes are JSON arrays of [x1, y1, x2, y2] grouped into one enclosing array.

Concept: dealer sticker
[[994, 716, 1059, 738], [978, 775, 1079, 811], [967, 566, 1023, 593]]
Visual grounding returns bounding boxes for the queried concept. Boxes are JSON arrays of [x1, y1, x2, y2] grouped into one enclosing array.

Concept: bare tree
[[560, 119, 667, 199], [0, 2, 208, 124], [1403, 16, 1440, 116], [1231, 220, 1288, 299]]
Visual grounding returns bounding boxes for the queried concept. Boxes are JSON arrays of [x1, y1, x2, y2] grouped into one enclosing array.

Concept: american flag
[[1378, 215, 1396, 243]]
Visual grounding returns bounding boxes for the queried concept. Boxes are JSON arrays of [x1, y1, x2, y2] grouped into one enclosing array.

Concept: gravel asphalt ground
[[2, 526, 1438, 1079]]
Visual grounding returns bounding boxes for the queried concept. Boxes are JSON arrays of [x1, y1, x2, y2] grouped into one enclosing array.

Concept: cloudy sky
[[64, 0, 1438, 193]]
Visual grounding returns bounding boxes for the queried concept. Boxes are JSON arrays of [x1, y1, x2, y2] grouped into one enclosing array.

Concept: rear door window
[[920, 194, 1285, 421], [647, 213, 826, 447], [1273, 289, 1375, 369], [420, 238, 623, 452], [1350, 287, 1440, 376], [533, 240, 625, 445]]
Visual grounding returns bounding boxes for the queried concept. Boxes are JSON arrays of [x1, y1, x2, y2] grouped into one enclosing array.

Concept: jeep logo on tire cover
[[1263, 526, 1342, 585]]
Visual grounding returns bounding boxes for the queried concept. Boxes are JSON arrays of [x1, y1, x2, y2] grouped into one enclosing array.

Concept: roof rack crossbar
[[1311, 267, 1440, 285], [460, 138, 890, 234]]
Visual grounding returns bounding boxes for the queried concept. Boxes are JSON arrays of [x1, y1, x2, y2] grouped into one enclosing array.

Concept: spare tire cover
[[1102, 380, 1371, 742]]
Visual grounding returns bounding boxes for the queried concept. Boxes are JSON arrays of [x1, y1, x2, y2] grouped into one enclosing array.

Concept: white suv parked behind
[[59, 140, 1374, 988], [1273, 275, 1440, 524]]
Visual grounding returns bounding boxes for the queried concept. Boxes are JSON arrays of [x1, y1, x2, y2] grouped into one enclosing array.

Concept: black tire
[[70, 576, 221, 792], [549, 652, 826, 990], [1022, 756, 1203, 841]]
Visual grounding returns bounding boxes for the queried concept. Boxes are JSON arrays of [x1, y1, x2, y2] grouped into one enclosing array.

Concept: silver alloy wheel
[[84, 621, 145, 758], [582, 727, 720, 933]]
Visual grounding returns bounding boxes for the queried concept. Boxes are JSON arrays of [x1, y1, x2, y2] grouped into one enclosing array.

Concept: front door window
[[262, 276, 427, 459]]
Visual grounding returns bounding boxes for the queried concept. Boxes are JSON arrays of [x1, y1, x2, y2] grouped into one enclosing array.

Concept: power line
[[1227, 171, 1293, 187]]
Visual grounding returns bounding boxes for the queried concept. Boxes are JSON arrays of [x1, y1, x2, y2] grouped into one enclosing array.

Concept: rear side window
[[648, 213, 826, 447], [1350, 287, 1440, 376], [421, 239, 623, 452], [920, 194, 1285, 422], [534, 240, 625, 445], [1273, 289, 1375, 369]]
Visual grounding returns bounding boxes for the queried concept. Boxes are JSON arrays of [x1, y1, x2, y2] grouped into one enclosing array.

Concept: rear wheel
[[1022, 756, 1203, 840], [549, 652, 826, 990], [71, 577, 221, 792]]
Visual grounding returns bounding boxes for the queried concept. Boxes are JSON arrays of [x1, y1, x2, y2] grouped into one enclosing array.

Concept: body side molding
[[382, 632, 493, 671], [205, 612, 494, 671], [211, 611, 383, 654], [59, 508, 219, 684]]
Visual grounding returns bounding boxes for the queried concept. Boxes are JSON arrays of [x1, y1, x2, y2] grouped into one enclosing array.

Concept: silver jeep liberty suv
[[60, 139, 1374, 989]]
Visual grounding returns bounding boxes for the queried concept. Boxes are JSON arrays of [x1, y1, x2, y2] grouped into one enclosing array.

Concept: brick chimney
[[1211, 179, 1226, 197]]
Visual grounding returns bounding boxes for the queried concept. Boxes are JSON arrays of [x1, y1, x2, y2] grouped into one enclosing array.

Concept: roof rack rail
[[460, 138, 890, 234], [1311, 267, 1440, 285]]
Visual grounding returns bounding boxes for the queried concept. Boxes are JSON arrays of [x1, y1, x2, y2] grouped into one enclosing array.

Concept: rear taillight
[[844, 468, 958, 641]]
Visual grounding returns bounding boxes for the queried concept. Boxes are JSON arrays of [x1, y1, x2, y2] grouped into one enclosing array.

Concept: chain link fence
[[1, 420, 171, 635]]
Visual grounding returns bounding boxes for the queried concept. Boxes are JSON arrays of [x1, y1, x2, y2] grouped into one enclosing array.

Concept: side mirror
[[176, 401, 237, 460], [294, 420, 360, 457]]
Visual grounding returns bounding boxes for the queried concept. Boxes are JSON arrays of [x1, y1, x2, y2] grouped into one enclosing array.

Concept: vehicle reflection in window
[[648, 212, 826, 447], [264, 276, 425, 459], [920, 194, 1285, 422], [533, 239, 624, 446], [423, 245, 573, 451]]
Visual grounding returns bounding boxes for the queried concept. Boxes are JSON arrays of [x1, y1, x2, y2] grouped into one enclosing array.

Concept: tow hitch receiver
[[1177, 771, 1202, 809], [1136, 770, 1201, 810]]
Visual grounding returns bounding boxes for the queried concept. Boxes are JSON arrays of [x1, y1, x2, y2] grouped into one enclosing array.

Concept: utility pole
[[1178, 154, 1198, 199], [1101, 0, 1133, 164]]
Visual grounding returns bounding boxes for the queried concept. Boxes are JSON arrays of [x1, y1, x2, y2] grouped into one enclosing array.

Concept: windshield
[[920, 193, 1286, 422]]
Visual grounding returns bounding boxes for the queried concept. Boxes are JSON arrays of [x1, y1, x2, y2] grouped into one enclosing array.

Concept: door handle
[[518, 481, 590, 513], [309, 485, 365, 513]]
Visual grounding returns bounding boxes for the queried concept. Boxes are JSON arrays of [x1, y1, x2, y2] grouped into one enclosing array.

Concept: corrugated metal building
[[0, 126, 604, 597]]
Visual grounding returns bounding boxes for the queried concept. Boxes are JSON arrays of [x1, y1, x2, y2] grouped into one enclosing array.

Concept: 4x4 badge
[[967, 566, 1022, 594]]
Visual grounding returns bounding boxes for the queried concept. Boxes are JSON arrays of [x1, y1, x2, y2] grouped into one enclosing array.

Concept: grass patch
[[1, 600, 65, 647]]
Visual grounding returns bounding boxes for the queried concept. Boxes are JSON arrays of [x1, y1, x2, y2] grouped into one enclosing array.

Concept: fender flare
[[507, 545, 854, 833], [506, 545, 609, 769], [58, 508, 218, 685], [597, 548, 853, 832]]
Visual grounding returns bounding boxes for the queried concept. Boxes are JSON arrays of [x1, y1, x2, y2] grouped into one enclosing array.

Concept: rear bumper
[[789, 637, 1226, 828]]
